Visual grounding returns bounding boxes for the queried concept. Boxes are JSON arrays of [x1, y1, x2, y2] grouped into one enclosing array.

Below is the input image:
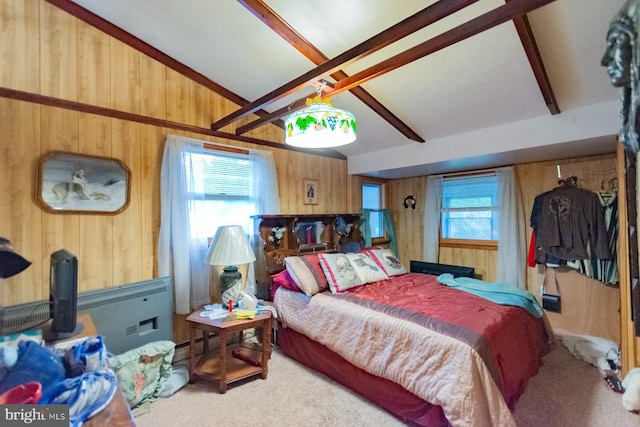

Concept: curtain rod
[[443, 168, 497, 179]]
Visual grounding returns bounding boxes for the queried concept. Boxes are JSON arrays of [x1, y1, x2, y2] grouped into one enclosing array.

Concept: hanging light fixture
[[284, 81, 356, 148]]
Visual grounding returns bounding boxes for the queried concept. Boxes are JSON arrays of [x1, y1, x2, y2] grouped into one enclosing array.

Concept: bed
[[269, 250, 553, 427]]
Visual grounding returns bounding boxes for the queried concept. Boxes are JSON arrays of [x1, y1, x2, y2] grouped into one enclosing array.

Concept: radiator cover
[[1, 277, 173, 355]]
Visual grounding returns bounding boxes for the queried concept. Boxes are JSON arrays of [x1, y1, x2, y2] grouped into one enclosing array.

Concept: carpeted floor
[[136, 343, 639, 427]]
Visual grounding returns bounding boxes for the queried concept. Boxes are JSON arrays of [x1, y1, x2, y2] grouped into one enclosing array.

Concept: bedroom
[[0, 0, 639, 425]]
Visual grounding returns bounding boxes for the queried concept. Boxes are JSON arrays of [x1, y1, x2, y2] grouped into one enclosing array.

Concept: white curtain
[[423, 174, 443, 262], [245, 149, 280, 295], [496, 166, 526, 289], [249, 149, 280, 214], [158, 135, 209, 314], [158, 135, 280, 314]]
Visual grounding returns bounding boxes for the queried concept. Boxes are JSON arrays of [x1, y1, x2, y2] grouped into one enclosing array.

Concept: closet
[[530, 158, 620, 343]]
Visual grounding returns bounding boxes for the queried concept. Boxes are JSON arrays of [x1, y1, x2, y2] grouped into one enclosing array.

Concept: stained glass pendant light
[[284, 83, 356, 148]]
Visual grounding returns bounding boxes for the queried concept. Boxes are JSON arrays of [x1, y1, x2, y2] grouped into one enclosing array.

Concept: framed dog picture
[[36, 151, 131, 215]]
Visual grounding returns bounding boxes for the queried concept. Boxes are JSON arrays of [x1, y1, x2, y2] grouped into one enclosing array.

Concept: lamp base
[[220, 265, 242, 308]]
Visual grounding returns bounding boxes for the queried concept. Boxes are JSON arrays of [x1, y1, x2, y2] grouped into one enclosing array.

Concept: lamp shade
[[284, 97, 356, 148], [0, 237, 31, 279], [204, 225, 256, 266]]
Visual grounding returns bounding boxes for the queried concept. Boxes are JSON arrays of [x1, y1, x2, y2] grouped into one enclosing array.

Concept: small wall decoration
[[36, 151, 131, 215], [304, 180, 318, 205], [403, 195, 416, 209]]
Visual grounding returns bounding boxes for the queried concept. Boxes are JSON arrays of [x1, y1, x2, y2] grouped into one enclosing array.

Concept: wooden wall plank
[[110, 38, 140, 114], [139, 55, 166, 119], [139, 125, 164, 278], [389, 176, 425, 266], [111, 118, 142, 285], [40, 1, 77, 100], [0, 0, 40, 92], [77, 21, 110, 108], [0, 99, 42, 303], [165, 68, 189, 124], [190, 81, 210, 129]]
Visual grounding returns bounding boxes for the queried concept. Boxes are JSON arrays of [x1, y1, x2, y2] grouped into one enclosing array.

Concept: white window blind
[[182, 150, 255, 239], [441, 174, 498, 240]]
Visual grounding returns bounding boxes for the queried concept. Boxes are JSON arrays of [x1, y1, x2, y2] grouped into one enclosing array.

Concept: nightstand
[[186, 307, 272, 393]]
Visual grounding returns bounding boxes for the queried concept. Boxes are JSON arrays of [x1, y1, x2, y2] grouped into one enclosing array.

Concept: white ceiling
[[70, 0, 624, 179]]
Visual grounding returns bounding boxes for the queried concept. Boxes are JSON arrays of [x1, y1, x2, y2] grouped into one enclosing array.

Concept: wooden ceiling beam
[[211, 0, 479, 130], [330, 0, 558, 96], [237, 0, 425, 142], [236, 94, 315, 135], [508, 6, 560, 115]]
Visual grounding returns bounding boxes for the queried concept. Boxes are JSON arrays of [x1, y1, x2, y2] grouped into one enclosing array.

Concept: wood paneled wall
[[0, 0, 350, 320]]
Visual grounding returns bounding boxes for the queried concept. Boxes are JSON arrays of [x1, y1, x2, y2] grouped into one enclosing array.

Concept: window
[[441, 174, 498, 241], [362, 181, 385, 238], [183, 149, 256, 239]]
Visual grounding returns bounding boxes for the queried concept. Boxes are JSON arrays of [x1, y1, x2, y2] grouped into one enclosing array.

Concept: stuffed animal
[[622, 367, 640, 412]]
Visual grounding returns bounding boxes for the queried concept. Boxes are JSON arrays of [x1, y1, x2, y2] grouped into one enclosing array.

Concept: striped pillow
[[285, 255, 328, 296]]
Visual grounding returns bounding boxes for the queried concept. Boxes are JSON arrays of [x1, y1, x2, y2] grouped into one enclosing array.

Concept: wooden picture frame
[[304, 180, 318, 205], [36, 151, 131, 215]]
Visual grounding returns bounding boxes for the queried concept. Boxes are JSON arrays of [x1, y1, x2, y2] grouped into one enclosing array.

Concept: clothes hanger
[[597, 179, 618, 205], [554, 175, 579, 190]]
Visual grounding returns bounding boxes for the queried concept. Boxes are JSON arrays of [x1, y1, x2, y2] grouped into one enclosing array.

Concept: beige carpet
[[136, 344, 639, 427]]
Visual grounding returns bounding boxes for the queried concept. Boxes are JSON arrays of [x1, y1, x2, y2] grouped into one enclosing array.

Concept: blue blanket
[[436, 273, 543, 318]]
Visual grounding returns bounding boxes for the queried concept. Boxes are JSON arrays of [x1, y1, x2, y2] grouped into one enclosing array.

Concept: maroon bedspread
[[275, 272, 552, 425], [333, 273, 551, 407]]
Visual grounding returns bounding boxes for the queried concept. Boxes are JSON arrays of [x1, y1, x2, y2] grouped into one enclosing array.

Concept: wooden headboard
[[252, 214, 363, 300]]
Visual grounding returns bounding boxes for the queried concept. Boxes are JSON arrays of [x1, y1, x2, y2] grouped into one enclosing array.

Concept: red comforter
[[332, 273, 551, 407], [275, 272, 552, 426]]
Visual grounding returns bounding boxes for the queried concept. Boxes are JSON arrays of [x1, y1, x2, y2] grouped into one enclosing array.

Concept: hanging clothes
[[530, 177, 611, 265], [565, 181, 619, 286], [597, 185, 619, 285]]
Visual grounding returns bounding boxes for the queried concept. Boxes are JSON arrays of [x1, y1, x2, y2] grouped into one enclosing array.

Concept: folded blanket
[[436, 273, 543, 318]]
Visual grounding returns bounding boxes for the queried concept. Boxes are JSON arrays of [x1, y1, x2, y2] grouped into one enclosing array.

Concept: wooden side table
[[186, 307, 272, 393]]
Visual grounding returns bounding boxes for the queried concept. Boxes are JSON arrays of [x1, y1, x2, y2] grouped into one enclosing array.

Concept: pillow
[[364, 248, 408, 277], [108, 340, 175, 408], [345, 253, 388, 283], [285, 255, 328, 296], [271, 269, 301, 293], [318, 253, 364, 293]]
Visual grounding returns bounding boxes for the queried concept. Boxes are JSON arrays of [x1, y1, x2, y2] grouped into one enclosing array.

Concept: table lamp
[[204, 225, 256, 308]]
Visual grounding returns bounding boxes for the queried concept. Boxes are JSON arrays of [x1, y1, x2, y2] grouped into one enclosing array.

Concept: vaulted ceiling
[[64, 0, 623, 178]]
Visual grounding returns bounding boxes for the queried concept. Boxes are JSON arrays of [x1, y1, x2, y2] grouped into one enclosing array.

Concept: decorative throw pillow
[[345, 253, 388, 283], [364, 248, 408, 276], [108, 340, 175, 408], [271, 269, 301, 293], [318, 253, 364, 293], [285, 255, 328, 296]]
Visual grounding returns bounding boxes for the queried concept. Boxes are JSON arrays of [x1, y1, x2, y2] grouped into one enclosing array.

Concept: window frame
[[361, 177, 389, 244], [438, 173, 499, 249]]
